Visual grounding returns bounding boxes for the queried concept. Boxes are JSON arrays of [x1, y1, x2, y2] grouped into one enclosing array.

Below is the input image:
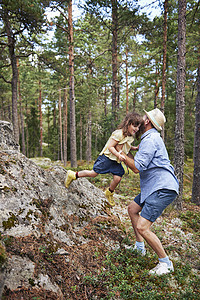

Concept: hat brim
[[143, 109, 162, 131]]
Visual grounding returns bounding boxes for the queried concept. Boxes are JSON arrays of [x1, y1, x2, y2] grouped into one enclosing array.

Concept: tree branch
[[56, 23, 69, 34], [0, 64, 11, 69], [0, 41, 7, 46], [55, 6, 69, 23], [0, 75, 11, 84]]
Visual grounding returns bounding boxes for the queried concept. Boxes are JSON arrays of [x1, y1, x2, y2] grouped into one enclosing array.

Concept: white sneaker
[[149, 261, 174, 275], [124, 244, 146, 256]]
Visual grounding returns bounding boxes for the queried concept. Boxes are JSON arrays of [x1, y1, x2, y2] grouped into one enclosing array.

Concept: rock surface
[[0, 121, 20, 152], [0, 122, 124, 299]]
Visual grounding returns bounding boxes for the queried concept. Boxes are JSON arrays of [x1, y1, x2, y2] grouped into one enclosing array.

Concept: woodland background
[[0, 0, 200, 207]]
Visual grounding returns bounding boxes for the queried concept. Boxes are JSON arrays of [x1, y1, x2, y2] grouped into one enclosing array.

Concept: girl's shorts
[[134, 189, 178, 222], [93, 154, 125, 177]]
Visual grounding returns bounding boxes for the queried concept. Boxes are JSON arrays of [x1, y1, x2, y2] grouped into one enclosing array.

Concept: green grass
[[83, 248, 200, 299], [66, 159, 200, 299]]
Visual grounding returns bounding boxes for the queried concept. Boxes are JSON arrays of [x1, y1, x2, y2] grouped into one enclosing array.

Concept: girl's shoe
[[64, 170, 76, 188], [105, 188, 115, 207]]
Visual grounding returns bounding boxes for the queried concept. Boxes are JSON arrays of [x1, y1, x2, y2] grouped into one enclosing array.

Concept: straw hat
[[144, 108, 166, 131]]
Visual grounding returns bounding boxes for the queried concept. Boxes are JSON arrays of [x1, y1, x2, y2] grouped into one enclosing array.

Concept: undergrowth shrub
[[83, 248, 200, 299]]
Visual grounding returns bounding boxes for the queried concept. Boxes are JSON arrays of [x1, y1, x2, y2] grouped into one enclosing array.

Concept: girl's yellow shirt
[[99, 129, 134, 163]]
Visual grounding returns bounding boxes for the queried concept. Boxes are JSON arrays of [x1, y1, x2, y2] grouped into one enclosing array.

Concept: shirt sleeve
[[111, 130, 123, 142], [134, 137, 156, 171]]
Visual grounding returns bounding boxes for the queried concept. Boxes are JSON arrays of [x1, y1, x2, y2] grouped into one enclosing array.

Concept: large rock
[[0, 122, 124, 299], [0, 151, 107, 240]]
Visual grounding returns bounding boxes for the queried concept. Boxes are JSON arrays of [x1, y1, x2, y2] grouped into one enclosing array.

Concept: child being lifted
[[65, 112, 144, 207]]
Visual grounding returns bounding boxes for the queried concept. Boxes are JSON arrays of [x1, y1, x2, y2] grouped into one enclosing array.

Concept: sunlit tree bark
[[63, 86, 68, 166], [111, 0, 118, 122], [68, 0, 77, 167]]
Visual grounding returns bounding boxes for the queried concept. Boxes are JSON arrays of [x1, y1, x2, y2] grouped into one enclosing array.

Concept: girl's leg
[[105, 175, 121, 207], [77, 170, 98, 178], [109, 175, 122, 191]]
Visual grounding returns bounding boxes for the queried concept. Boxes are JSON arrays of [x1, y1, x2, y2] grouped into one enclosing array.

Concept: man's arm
[[124, 153, 139, 173]]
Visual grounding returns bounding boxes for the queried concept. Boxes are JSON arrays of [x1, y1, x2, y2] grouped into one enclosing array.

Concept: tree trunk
[[125, 48, 129, 114], [58, 88, 63, 162], [47, 105, 50, 147], [53, 99, 57, 161], [86, 110, 92, 163], [79, 114, 83, 161], [174, 0, 186, 210], [192, 60, 200, 205], [68, 0, 77, 167], [133, 76, 138, 112], [154, 64, 159, 108], [39, 80, 43, 157], [104, 85, 107, 116], [161, 0, 168, 140], [63, 86, 68, 166], [3, 11, 19, 143], [111, 0, 118, 123], [25, 99, 29, 157], [17, 58, 25, 155]]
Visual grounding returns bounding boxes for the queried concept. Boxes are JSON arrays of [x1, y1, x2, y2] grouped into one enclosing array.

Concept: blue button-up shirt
[[134, 128, 179, 203]]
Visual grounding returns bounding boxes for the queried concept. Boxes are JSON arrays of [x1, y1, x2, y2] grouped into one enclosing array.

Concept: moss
[[0, 243, 7, 267], [2, 213, 19, 230], [28, 278, 35, 286], [25, 209, 34, 222]]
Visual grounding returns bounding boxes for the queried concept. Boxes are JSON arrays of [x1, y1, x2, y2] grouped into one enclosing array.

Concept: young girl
[[65, 112, 143, 207]]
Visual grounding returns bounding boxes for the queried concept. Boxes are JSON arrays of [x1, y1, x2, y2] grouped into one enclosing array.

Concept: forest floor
[[2, 158, 200, 299], [68, 158, 200, 299]]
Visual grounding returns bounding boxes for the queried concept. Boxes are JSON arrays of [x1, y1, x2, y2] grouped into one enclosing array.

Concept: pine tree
[[174, 0, 187, 210], [192, 60, 200, 205], [0, 0, 50, 143]]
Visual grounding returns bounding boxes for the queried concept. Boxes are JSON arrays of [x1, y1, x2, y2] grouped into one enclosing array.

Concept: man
[[120, 108, 179, 275]]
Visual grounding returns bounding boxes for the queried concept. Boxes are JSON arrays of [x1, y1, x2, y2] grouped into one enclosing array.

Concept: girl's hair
[[118, 112, 144, 139]]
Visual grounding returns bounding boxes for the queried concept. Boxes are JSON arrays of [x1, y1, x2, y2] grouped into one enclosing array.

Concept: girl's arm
[[130, 145, 139, 151], [108, 138, 125, 161]]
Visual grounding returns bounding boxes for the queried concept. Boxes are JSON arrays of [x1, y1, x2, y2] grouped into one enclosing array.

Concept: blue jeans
[[134, 189, 177, 222]]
